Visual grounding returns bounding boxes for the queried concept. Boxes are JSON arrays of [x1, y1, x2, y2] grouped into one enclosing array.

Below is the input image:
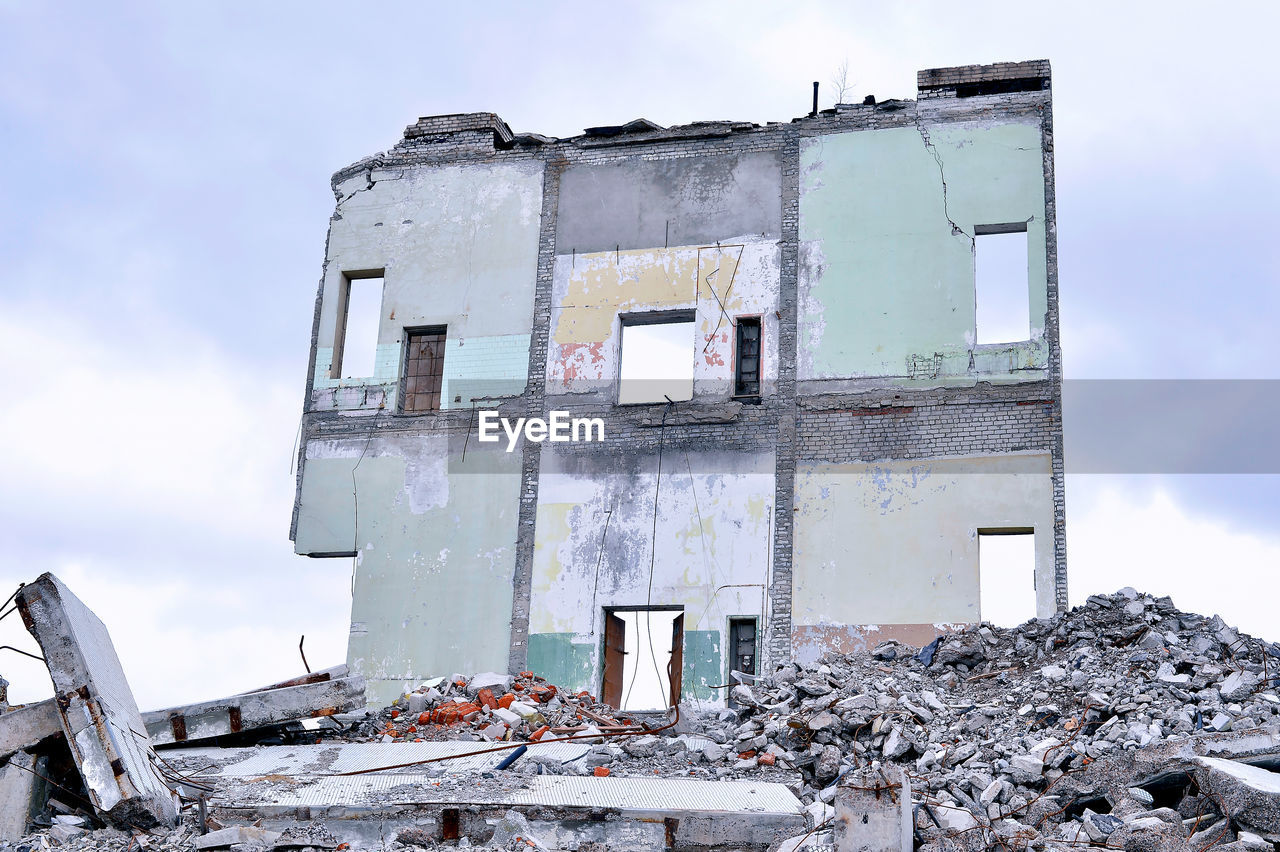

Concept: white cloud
[[0, 304, 351, 708], [1066, 477, 1280, 641]]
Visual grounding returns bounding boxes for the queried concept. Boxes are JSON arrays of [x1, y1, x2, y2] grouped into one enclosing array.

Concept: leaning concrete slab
[[0, 700, 62, 759], [143, 675, 365, 746], [2, 669, 364, 755], [15, 573, 178, 828]]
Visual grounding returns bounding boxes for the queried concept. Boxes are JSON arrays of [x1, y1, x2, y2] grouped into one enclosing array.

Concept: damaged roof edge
[[326, 58, 1052, 193]]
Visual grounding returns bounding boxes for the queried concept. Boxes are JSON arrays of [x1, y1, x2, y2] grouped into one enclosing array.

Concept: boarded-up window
[[403, 327, 446, 412], [734, 318, 761, 396]]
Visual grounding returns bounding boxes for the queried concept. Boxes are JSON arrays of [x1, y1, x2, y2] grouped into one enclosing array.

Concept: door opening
[[600, 608, 684, 711], [978, 528, 1036, 627], [727, 617, 758, 708]]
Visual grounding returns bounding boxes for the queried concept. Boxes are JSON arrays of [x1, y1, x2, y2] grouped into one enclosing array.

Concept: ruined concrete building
[[290, 60, 1067, 707]]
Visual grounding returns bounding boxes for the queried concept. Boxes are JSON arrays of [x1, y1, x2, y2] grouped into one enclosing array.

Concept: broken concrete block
[[0, 751, 39, 840], [16, 573, 178, 828], [0, 699, 62, 758], [192, 825, 282, 849], [1192, 757, 1280, 839], [834, 764, 912, 851], [142, 675, 366, 745], [466, 672, 512, 696]]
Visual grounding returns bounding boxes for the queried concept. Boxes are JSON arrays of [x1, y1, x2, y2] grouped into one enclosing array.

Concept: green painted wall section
[[792, 453, 1055, 642], [294, 435, 521, 706], [799, 121, 1048, 382], [682, 630, 720, 702], [312, 161, 544, 410], [527, 633, 596, 695]]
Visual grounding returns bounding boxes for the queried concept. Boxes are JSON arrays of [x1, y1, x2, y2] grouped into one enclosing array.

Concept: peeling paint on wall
[[313, 161, 544, 410], [295, 436, 521, 706], [527, 449, 773, 702], [546, 241, 781, 398]]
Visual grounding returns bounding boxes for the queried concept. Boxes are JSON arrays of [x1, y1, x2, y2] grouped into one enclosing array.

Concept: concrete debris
[[0, 700, 62, 759], [142, 675, 366, 746], [312, 589, 1279, 849], [6, 587, 1280, 850], [0, 574, 366, 843], [14, 573, 179, 829]]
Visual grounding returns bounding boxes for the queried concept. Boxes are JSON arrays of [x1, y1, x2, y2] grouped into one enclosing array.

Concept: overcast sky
[[2, 1, 1277, 708]]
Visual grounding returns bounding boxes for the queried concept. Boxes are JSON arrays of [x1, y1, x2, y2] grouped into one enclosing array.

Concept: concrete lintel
[[143, 675, 366, 746], [15, 573, 178, 828], [0, 700, 62, 758]]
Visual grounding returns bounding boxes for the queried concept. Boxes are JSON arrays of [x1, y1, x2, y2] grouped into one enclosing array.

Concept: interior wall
[[791, 452, 1054, 664], [527, 448, 775, 705], [312, 160, 544, 411], [546, 241, 781, 399], [294, 434, 521, 706], [798, 119, 1048, 386]]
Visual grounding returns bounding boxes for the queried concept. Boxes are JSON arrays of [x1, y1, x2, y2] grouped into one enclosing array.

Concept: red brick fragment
[[477, 688, 497, 709], [592, 766, 610, 777], [757, 752, 776, 766]]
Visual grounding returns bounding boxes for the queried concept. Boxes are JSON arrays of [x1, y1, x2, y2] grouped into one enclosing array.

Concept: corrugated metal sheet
[[217, 773, 801, 816], [204, 741, 593, 776]]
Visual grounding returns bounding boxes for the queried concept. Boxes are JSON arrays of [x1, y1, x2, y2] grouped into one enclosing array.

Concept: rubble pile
[[712, 587, 1280, 849], [350, 671, 651, 750], [6, 580, 1280, 850], [342, 587, 1280, 849]]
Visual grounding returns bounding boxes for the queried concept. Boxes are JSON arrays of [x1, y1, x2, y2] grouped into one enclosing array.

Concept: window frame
[[330, 269, 385, 380], [616, 309, 697, 406], [732, 315, 763, 399], [399, 325, 448, 413]]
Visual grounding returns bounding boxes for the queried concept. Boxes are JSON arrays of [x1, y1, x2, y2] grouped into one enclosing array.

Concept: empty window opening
[[978, 529, 1036, 627], [974, 226, 1030, 344], [727, 617, 758, 708], [619, 313, 695, 405], [601, 608, 684, 711], [402, 327, 446, 412], [332, 272, 384, 379], [734, 318, 761, 397]]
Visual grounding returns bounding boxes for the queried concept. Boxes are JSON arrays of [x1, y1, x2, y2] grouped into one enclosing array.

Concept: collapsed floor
[[3, 580, 1280, 851]]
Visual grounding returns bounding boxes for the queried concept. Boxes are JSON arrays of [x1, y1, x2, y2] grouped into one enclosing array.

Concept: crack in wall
[[914, 114, 971, 242]]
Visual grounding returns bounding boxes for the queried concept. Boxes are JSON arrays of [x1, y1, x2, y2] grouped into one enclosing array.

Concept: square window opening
[[734, 318, 762, 397], [402, 326, 447, 412], [974, 226, 1030, 345], [332, 271, 384, 379], [618, 313, 695, 405], [978, 528, 1036, 627]]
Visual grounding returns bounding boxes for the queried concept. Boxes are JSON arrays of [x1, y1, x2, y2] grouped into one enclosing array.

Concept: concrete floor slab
[[206, 771, 805, 851]]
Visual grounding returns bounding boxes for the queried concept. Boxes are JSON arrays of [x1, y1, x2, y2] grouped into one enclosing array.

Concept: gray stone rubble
[[5, 587, 1280, 850]]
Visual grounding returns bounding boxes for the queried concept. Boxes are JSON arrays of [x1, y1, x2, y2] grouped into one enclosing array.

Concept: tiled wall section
[[441, 333, 531, 408], [312, 334, 531, 411], [311, 343, 402, 411]]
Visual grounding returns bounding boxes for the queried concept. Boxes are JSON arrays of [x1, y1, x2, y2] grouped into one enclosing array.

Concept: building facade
[[291, 60, 1067, 707]]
